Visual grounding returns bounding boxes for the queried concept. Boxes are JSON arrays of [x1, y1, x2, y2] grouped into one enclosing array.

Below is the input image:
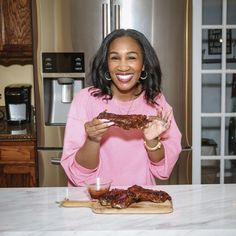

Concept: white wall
[[0, 65, 34, 106]]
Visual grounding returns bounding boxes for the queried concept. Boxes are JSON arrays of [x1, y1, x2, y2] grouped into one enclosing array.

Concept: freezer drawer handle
[[51, 157, 62, 165]]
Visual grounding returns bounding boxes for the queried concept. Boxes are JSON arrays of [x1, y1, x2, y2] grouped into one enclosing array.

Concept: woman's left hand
[[143, 108, 172, 141]]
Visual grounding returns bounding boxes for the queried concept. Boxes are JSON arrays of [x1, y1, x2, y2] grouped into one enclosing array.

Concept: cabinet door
[[0, 164, 36, 187], [0, 0, 33, 65], [0, 141, 37, 187]]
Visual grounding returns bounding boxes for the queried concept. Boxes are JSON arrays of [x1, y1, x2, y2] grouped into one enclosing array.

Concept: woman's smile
[[115, 73, 133, 83]]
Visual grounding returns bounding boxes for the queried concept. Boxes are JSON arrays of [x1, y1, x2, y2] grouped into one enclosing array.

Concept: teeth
[[116, 74, 132, 81]]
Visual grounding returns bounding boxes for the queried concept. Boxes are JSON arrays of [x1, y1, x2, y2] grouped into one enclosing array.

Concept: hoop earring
[[104, 72, 112, 81], [140, 71, 148, 80]]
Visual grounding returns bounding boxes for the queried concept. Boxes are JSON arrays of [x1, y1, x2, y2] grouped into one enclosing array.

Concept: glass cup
[[85, 177, 112, 200]]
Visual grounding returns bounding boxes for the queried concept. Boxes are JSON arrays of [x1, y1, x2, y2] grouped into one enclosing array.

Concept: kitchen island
[[0, 184, 235, 236]]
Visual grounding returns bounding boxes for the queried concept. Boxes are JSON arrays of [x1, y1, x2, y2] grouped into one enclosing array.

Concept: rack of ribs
[[127, 185, 171, 203], [97, 111, 150, 130], [99, 185, 171, 209], [99, 188, 137, 209]]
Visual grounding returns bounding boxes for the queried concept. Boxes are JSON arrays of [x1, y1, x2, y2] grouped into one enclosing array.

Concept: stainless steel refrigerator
[[33, 0, 192, 186]]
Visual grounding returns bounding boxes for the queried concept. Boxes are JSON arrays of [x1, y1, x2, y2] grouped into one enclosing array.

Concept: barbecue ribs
[[97, 111, 150, 130], [99, 185, 171, 209]]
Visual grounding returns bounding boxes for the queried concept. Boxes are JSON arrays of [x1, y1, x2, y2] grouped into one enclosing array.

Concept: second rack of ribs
[[99, 185, 172, 209]]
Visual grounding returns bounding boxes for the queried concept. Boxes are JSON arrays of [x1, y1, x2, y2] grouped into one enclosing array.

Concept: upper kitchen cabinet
[[192, 0, 236, 184], [0, 0, 33, 66]]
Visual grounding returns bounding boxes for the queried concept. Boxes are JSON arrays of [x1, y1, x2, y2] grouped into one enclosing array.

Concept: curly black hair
[[90, 29, 162, 104]]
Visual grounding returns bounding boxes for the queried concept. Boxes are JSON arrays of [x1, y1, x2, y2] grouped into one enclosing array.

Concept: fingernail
[[107, 122, 115, 126], [101, 119, 110, 122]]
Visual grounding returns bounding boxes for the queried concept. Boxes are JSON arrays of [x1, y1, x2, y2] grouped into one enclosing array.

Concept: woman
[[61, 29, 182, 186]]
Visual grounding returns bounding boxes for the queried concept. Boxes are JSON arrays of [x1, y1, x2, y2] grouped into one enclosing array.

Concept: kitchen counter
[[0, 120, 36, 141], [0, 184, 235, 236], [0, 106, 36, 141]]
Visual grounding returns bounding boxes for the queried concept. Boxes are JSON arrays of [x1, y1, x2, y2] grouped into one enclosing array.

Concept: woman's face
[[108, 36, 144, 98]]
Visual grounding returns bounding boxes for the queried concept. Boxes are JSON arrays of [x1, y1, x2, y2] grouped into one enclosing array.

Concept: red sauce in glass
[[88, 187, 109, 199]]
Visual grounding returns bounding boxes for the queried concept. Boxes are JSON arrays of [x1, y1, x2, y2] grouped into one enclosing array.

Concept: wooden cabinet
[[0, 141, 37, 187], [0, 0, 33, 66]]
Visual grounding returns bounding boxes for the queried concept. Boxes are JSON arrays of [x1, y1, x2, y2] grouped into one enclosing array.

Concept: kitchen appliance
[[33, 0, 192, 186], [35, 52, 85, 187], [4, 84, 32, 124]]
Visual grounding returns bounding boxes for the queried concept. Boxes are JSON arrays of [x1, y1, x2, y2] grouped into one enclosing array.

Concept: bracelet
[[144, 138, 162, 151]]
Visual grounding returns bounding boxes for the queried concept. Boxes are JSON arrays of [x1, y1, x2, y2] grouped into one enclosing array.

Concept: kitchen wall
[[0, 65, 35, 106]]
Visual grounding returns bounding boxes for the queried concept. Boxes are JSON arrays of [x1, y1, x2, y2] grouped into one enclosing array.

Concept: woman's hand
[[143, 108, 172, 141], [85, 118, 114, 143]]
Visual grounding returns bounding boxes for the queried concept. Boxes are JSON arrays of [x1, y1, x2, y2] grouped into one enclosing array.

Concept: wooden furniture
[[0, 0, 33, 66], [0, 140, 37, 187]]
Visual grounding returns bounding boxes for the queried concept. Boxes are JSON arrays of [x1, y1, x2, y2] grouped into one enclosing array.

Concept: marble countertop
[[0, 184, 235, 236]]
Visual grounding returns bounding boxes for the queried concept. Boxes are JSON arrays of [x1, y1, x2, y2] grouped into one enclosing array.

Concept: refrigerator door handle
[[114, 4, 120, 30], [102, 3, 109, 39]]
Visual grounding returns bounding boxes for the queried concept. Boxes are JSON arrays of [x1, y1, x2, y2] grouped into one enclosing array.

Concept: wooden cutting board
[[59, 199, 173, 214]]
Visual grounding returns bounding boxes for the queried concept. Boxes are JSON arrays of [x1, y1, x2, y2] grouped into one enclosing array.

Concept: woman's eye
[[109, 56, 119, 60], [128, 56, 137, 60]]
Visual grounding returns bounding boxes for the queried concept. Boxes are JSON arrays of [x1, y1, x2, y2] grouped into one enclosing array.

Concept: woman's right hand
[[84, 118, 114, 143]]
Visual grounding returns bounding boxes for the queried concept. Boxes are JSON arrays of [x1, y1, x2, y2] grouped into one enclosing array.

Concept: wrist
[[87, 136, 101, 144], [144, 137, 162, 151]]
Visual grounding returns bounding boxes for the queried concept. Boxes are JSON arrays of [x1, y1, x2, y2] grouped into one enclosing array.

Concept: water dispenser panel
[[44, 78, 83, 125], [42, 52, 85, 73]]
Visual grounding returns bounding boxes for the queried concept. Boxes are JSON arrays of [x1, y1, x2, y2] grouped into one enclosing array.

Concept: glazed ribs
[[128, 185, 171, 203], [99, 185, 171, 209], [99, 188, 137, 209], [97, 111, 150, 130]]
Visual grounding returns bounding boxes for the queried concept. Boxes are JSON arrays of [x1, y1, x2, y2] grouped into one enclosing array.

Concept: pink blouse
[[61, 87, 182, 186]]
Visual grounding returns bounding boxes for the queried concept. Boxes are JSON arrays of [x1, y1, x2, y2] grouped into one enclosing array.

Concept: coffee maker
[[4, 84, 32, 124]]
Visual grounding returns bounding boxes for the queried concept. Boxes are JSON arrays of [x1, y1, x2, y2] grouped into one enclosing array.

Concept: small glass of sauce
[[86, 177, 112, 199]]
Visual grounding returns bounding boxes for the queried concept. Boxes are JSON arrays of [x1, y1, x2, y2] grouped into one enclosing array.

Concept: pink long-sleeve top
[[61, 87, 182, 186]]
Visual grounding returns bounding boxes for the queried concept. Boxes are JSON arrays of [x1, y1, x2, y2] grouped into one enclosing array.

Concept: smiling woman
[[60, 29, 182, 187]]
